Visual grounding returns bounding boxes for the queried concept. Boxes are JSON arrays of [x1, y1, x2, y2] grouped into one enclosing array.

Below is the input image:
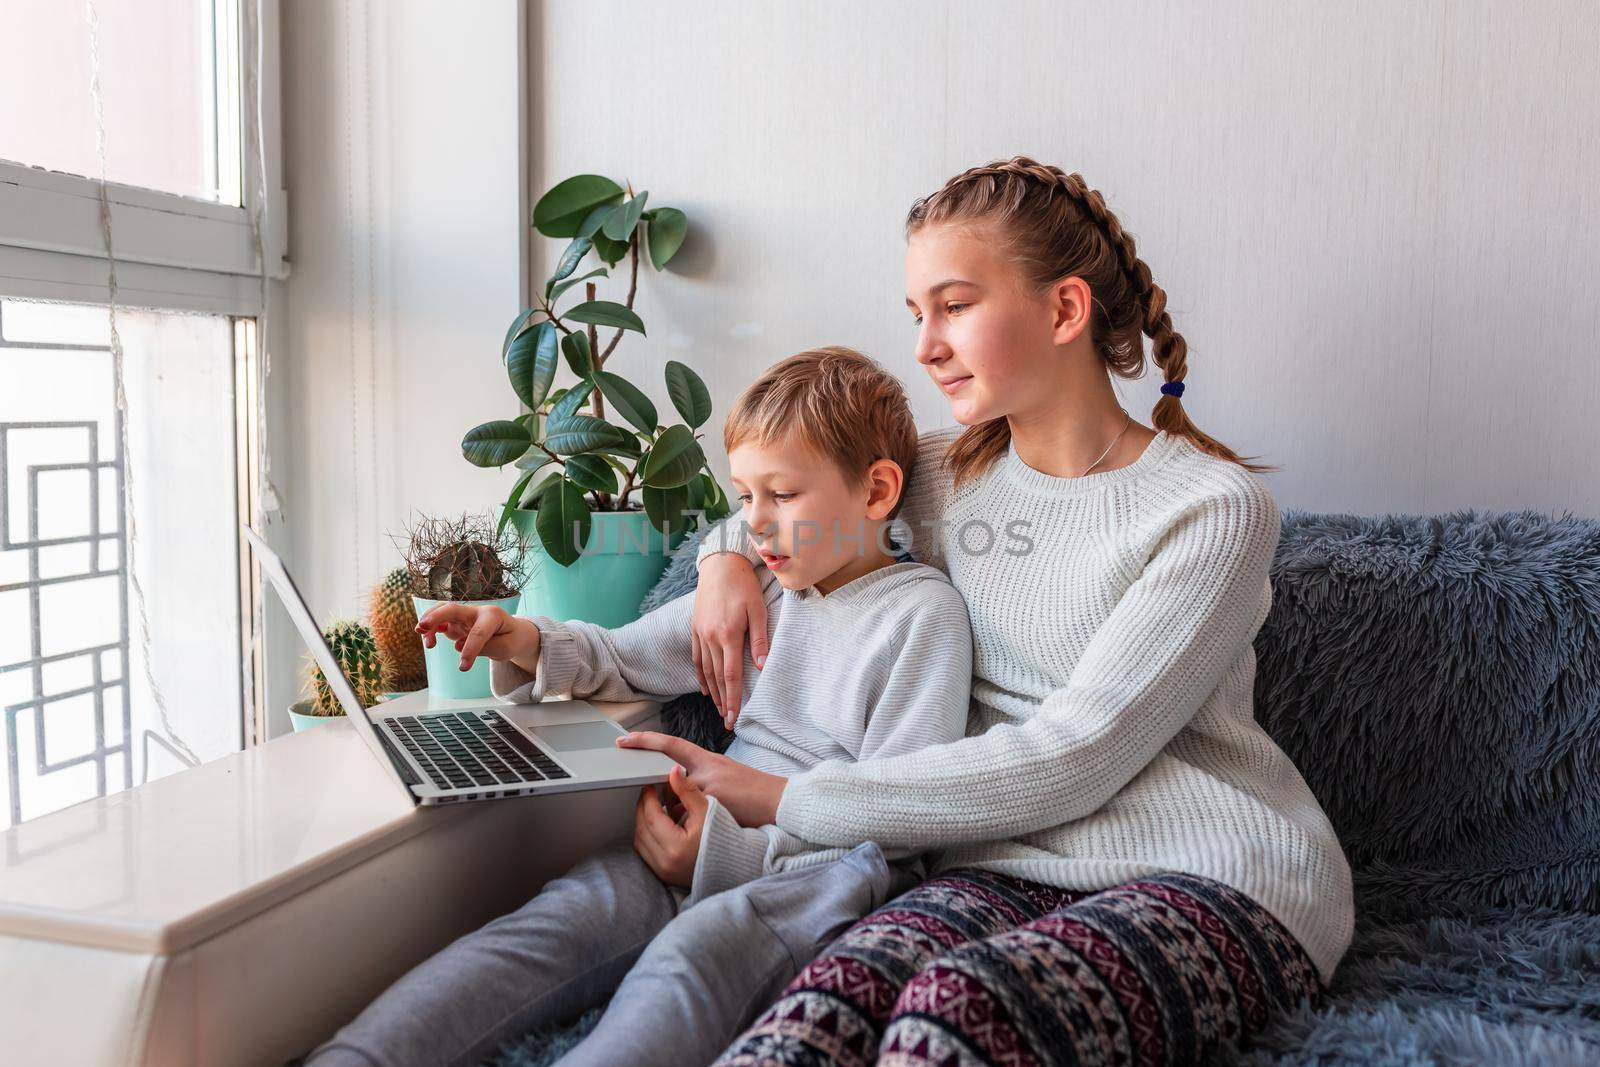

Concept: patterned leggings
[[711, 867, 1324, 1066]]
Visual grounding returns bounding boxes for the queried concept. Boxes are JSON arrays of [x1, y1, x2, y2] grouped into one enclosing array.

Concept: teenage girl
[[616, 156, 1355, 1065]]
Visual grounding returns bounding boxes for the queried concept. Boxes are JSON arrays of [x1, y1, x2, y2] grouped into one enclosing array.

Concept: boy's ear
[[863, 458, 905, 520]]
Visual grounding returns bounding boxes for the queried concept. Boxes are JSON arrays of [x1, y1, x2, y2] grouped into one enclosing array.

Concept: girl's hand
[[415, 603, 539, 674], [633, 766, 708, 888], [691, 553, 770, 729], [616, 731, 787, 828]]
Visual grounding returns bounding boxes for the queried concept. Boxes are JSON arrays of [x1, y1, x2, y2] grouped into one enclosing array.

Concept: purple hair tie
[[1160, 380, 1185, 398]]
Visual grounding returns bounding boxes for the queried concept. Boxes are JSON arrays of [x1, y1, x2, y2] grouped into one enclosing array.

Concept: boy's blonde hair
[[723, 346, 919, 520]]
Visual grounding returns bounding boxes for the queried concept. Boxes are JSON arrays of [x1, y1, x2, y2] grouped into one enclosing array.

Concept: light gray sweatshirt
[[489, 558, 973, 908]]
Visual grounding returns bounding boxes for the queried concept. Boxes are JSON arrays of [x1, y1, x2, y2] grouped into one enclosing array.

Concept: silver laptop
[[245, 525, 677, 807]]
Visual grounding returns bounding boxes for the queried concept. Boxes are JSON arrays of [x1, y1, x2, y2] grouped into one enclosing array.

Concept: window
[[0, 0, 286, 310], [0, 300, 254, 826], [0, 1, 284, 827], [0, 0, 242, 204]]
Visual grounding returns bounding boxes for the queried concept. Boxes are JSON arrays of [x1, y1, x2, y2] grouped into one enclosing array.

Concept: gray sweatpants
[[305, 839, 913, 1067]]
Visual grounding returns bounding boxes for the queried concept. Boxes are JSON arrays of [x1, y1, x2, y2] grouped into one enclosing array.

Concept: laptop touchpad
[[531, 720, 626, 753]]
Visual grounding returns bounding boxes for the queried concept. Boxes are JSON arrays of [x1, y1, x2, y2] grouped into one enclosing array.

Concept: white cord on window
[[243, 0, 284, 745], [85, 0, 200, 771]]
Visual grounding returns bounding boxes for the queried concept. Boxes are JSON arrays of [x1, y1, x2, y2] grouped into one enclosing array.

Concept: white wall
[[274, 0, 524, 734], [531, 0, 1600, 516], [273, 0, 1600, 725]]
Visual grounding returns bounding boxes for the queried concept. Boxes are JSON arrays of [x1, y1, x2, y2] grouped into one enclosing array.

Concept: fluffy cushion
[[1237, 907, 1600, 1065], [1255, 509, 1600, 922]]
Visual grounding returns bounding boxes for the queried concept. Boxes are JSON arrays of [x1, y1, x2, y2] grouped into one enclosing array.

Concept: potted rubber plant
[[398, 513, 532, 699], [461, 173, 732, 628]]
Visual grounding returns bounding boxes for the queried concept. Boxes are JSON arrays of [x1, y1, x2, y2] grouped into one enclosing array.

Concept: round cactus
[[370, 568, 426, 691], [425, 540, 506, 601], [302, 619, 385, 717], [397, 512, 528, 603]]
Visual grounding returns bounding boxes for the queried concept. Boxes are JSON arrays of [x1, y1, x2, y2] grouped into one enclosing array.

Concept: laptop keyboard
[[389, 710, 571, 792]]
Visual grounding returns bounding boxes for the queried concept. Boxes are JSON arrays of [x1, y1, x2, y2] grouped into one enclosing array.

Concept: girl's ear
[[863, 458, 905, 521], [1049, 275, 1095, 347]]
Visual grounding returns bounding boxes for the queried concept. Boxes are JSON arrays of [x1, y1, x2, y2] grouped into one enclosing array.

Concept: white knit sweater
[[698, 426, 1356, 982]]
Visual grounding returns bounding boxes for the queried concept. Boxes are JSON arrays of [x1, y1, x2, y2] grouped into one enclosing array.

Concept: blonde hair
[[906, 155, 1274, 488], [723, 346, 919, 520]]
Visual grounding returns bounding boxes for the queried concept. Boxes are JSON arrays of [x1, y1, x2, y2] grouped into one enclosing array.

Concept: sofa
[[484, 508, 1600, 1066]]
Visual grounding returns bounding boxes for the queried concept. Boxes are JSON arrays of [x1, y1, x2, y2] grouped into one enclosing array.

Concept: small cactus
[[396, 512, 528, 602], [370, 568, 426, 691], [425, 540, 506, 600], [303, 619, 385, 717]]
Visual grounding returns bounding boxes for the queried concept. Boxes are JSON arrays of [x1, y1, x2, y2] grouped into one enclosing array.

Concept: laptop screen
[[243, 525, 418, 806]]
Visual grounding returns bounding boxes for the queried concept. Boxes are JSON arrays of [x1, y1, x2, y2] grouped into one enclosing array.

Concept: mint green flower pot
[[508, 508, 688, 627], [287, 699, 340, 732], [287, 694, 401, 733], [412, 593, 523, 699]]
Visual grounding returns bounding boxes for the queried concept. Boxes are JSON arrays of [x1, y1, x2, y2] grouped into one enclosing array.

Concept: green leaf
[[647, 207, 688, 270], [592, 231, 629, 265], [508, 321, 559, 410], [532, 175, 623, 238], [593, 370, 657, 435], [561, 330, 593, 378], [496, 468, 538, 536], [593, 434, 643, 459], [502, 308, 538, 361], [521, 469, 564, 509], [665, 360, 712, 428], [546, 414, 631, 456], [550, 238, 592, 283], [563, 452, 619, 493], [462, 420, 531, 468], [703, 473, 732, 522], [514, 447, 554, 472], [642, 482, 691, 536], [548, 380, 593, 424], [575, 201, 616, 240], [548, 266, 608, 304], [641, 424, 704, 489], [535, 478, 591, 566], [601, 191, 649, 241], [565, 300, 646, 336]]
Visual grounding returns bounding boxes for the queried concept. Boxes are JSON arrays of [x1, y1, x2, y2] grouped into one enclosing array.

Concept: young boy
[[307, 347, 973, 1067]]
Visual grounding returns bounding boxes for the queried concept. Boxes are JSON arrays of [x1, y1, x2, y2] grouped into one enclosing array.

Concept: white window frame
[[0, 0, 289, 316], [0, 0, 288, 775]]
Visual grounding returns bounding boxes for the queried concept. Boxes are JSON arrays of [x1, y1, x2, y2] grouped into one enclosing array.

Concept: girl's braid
[[952, 158, 1189, 389], [914, 155, 1272, 474]]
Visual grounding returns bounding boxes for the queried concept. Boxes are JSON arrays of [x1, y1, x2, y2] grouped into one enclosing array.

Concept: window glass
[[0, 298, 246, 827], [0, 0, 242, 204]]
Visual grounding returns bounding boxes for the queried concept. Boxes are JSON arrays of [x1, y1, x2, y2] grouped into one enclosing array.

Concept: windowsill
[[0, 689, 664, 954], [0, 689, 666, 1066]]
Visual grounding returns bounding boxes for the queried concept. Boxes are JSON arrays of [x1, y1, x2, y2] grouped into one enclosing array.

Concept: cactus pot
[[507, 508, 688, 627], [412, 593, 524, 699], [287, 698, 341, 733]]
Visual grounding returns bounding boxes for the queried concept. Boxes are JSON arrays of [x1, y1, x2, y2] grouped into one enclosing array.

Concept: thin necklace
[[1080, 408, 1133, 476]]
